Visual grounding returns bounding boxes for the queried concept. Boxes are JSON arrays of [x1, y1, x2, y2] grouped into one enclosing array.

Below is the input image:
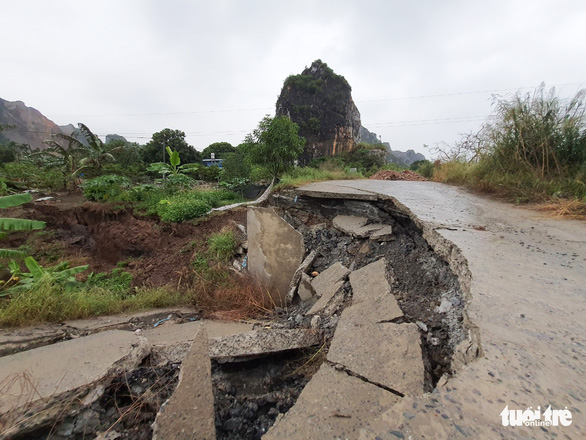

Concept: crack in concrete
[[325, 361, 405, 398]]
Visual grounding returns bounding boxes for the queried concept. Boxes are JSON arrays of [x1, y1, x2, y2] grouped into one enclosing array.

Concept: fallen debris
[[369, 169, 427, 181], [306, 262, 350, 315], [332, 215, 393, 241]]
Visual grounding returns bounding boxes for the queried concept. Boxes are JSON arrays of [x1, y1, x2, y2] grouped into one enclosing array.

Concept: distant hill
[[275, 60, 425, 165], [0, 98, 62, 151], [358, 126, 425, 166]]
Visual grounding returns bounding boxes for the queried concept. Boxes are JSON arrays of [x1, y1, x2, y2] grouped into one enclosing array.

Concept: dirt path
[[297, 180, 585, 439]]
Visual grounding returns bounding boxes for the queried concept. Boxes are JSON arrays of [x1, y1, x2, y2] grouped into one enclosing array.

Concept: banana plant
[[148, 147, 200, 176], [0, 193, 46, 259], [0, 257, 88, 296]]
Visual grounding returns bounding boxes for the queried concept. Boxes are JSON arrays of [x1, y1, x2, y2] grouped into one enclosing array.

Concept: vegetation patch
[[430, 85, 586, 216]]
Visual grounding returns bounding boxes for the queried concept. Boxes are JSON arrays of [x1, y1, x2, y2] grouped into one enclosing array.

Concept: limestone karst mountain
[[275, 60, 425, 165]]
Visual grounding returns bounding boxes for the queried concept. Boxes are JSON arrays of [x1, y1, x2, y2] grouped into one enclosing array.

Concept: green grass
[[207, 231, 237, 262], [0, 279, 189, 327], [276, 166, 365, 189]]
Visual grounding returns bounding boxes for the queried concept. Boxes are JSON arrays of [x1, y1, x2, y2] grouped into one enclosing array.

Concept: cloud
[[2, 0, 585, 155]]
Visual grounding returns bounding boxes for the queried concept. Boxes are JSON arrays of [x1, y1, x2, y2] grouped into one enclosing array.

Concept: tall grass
[[276, 165, 364, 189], [433, 85, 586, 211], [0, 280, 188, 327]]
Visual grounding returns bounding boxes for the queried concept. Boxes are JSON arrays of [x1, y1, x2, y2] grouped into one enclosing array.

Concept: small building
[[202, 158, 223, 168]]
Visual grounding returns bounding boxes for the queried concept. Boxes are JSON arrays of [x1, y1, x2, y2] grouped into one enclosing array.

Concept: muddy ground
[[3, 196, 247, 289]]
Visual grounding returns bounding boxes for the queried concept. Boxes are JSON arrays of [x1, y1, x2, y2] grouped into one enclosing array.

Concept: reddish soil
[[7, 198, 247, 289], [369, 169, 427, 181]]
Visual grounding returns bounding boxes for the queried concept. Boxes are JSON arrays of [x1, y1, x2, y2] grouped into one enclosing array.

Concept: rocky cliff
[[0, 98, 62, 151], [276, 60, 361, 163], [276, 62, 425, 165]]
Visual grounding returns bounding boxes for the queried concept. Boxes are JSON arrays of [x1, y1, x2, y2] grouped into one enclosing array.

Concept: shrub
[[86, 268, 133, 293], [0, 162, 67, 191], [157, 197, 212, 222], [82, 175, 131, 201]]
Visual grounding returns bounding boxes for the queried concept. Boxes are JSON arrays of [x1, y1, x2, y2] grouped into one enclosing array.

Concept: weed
[[207, 230, 237, 262], [86, 268, 133, 293], [192, 275, 278, 321]]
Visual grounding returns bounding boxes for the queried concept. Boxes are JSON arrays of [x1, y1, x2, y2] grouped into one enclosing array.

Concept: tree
[[202, 142, 235, 159], [247, 115, 305, 180], [44, 123, 116, 175], [142, 129, 202, 165]]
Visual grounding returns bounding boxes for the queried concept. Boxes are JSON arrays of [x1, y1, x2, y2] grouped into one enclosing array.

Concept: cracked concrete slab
[[306, 262, 350, 315], [152, 324, 215, 440], [333, 215, 393, 241], [263, 364, 401, 440], [327, 318, 424, 396], [247, 206, 305, 304], [209, 328, 320, 361], [349, 258, 403, 322], [142, 320, 253, 346], [0, 330, 141, 415]]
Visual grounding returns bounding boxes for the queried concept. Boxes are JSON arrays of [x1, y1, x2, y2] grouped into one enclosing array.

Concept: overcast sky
[[3, 0, 585, 157]]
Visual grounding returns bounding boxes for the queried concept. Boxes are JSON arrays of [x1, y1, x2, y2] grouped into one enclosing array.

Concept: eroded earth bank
[[2, 186, 483, 439]]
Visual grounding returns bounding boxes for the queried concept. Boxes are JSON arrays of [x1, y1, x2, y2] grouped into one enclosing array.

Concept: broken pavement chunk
[[263, 363, 401, 440], [286, 250, 317, 303], [152, 324, 215, 440], [327, 321, 424, 396], [333, 215, 393, 241], [306, 262, 350, 315], [349, 258, 403, 322], [297, 273, 316, 302], [209, 328, 320, 361], [247, 207, 305, 305]]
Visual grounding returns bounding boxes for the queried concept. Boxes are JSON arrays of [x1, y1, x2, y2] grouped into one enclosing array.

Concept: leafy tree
[[247, 115, 305, 180], [202, 142, 235, 159], [106, 140, 145, 168], [142, 129, 202, 165], [41, 123, 116, 176], [222, 149, 252, 181]]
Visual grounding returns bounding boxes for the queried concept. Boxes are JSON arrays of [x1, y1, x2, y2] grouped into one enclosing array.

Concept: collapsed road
[[0, 180, 584, 439]]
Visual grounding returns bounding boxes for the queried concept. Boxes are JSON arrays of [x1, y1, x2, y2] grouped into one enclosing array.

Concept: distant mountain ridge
[[0, 98, 62, 151], [358, 125, 425, 166]]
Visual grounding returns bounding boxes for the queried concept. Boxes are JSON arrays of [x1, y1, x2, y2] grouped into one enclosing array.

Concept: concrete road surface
[[296, 180, 585, 439]]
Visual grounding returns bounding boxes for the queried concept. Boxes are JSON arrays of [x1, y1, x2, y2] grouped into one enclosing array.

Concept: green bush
[[82, 175, 132, 201], [160, 174, 196, 190], [157, 197, 211, 222], [0, 162, 67, 191]]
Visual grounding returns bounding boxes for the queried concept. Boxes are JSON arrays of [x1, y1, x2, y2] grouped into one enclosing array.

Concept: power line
[[48, 81, 584, 117]]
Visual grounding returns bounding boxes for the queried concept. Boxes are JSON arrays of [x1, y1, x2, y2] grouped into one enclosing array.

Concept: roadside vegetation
[[0, 112, 425, 327], [427, 85, 586, 217]]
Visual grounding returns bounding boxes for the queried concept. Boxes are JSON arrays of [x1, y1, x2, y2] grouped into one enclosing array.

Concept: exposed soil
[[212, 351, 317, 440], [4, 197, 247, 289]]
